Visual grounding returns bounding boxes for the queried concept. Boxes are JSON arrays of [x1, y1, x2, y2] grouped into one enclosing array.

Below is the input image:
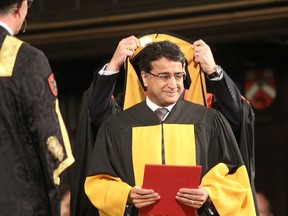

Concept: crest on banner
[[244, 68, 276, 110]]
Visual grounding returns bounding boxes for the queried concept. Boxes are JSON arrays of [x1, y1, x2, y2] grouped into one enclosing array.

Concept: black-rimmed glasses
[[148, 71, 186, 82]]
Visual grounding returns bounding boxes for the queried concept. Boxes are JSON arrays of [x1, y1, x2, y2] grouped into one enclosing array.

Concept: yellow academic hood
[[123, 32, 207, 110]]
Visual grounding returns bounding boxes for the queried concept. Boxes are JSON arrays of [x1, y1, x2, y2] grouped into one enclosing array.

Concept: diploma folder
[[140, 164, 202, 216]]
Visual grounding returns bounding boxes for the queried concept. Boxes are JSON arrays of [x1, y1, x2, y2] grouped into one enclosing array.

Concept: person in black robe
[[0, 1, 74, 215], [70, 33, 256, 216], [85, 40, 256, 215]]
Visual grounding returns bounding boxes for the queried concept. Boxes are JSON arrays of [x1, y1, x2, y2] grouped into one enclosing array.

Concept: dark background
[[19, 0, 288, 215]]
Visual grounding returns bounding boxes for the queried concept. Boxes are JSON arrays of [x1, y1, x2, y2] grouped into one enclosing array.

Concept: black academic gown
[[71, 67, 257, 216], [208, 73, 257, 213], [208, 72, 243, 139], [70, 71, 121, 216], [85, 100, 256, 216], [0, 26, 74, 216]]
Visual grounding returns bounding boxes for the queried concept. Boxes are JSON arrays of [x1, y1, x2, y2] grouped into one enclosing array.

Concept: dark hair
[[0, 0, 19, 14], [138, 40, 186, 73]]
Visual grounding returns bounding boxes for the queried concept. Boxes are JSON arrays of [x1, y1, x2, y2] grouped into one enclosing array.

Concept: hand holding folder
[[140, 164, 202, 216]]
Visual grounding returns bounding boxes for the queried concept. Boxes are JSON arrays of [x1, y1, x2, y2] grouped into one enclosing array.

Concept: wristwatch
[[206, 65, 223, 79]]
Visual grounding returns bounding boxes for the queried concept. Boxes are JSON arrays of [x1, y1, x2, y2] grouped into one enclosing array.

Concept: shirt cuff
[[98, 63, 120, 76]]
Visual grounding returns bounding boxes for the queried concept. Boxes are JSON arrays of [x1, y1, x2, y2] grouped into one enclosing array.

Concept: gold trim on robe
[[201, 163, 256, 216], [132, 124, 196, 186], [85, 174, 132, 216], [0, 35, 23, 77], [123, 60, 146, 110], [53, 99, 75, 184]]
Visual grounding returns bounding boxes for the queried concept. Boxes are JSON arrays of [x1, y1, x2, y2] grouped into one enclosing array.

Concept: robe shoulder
[[101, 100, 227, 140]]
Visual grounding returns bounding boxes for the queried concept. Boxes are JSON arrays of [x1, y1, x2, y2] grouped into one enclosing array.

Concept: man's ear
[[13, 0, 25, 17], [141, 71, 148, 87]]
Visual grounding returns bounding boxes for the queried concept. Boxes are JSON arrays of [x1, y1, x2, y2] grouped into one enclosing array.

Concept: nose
[[166, 75, 177, 88]]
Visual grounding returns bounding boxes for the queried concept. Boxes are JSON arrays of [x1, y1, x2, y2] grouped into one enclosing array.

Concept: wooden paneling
[[20, 0, 288, 60]]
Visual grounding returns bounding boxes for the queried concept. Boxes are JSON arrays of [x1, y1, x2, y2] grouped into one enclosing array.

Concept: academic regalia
[[123, 32, 258, 213], [85, 100, 256, 216], [0, 27, 74, 215], [122, 33, 254, 178], [69, 90, 99, 216], [69, 74, 122, 216], [72, 32, 256, 216]]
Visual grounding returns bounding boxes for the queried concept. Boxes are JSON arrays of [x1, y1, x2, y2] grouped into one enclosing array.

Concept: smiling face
[[141, 57, 185, 107]]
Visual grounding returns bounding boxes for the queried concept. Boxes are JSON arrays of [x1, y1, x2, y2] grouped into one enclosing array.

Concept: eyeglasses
[[26, 0, 33, 8], [148, 72, 186, 82]]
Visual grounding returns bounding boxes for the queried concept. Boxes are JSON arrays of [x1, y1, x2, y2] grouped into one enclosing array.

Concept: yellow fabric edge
[[53, 99, 74, 184], [164, 124, 196, 165], [132, 124, 196, 186], [201, 163, 256, 216], [0, 35, 23, 77], [85, 174, 132, 216], [132, 125, 162, 186], [186, 64, 207, 105], [123, 60, 146, 110]]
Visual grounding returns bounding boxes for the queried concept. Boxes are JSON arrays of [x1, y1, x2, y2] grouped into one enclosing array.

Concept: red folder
[[139, 164, 202, 216]]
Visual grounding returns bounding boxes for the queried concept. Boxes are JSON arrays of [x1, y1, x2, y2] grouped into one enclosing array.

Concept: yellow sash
[[0, 35, 23, 77]]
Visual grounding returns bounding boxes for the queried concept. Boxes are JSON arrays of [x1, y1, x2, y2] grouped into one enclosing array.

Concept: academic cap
[[122, 32, 208, 110]]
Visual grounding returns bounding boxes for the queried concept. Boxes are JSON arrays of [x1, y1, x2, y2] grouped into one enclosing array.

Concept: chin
[[163, 98, 178, 106]]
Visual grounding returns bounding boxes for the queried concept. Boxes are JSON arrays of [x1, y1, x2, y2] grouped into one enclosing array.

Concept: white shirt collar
[[146, 96, 175, 112], [0, 21, 13, 35]]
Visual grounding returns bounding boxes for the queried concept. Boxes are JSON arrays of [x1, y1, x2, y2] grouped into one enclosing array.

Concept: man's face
[[141, 57, 185, 107]]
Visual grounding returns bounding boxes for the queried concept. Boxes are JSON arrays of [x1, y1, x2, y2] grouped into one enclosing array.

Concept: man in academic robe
[[70, 34, 256, 216], [84, 40, 256, 215], [0, 0, 74, 215]]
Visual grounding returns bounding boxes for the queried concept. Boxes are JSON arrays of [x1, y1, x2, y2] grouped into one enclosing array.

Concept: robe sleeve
[[84, 117, 132, 216], [88, 69, 120, 128], [85, 175, 132, 216], [209, 71, 242, 137], [21, 48, 74, 215], [201, 112, 256, 216]]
